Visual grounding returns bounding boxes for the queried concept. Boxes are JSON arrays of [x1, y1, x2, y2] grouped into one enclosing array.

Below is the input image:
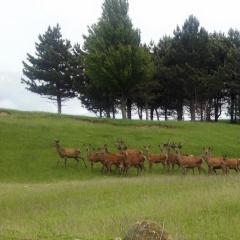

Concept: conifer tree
[[22, 24, 76, 114]]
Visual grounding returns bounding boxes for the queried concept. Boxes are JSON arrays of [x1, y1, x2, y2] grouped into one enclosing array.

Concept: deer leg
[[149, 162, 152, 171], [198, 166, 201, 174], [167, 162, 170, 172], [213, 168, 217, 175], [162, 162, 166, 169], [136, 166, 140, 176], [234, 168, 238, 173], [107, 164, 111, 174], [56, 158, 61, 167], [81, 157, 87, 168], [101, 164, 105, 173]]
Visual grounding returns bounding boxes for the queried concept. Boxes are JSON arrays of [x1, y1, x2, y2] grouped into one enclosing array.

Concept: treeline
[[22, 0, 240, 123]]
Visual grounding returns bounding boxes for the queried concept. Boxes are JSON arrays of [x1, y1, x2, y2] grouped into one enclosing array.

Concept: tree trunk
[[200, 102, 204, 122], [206, 101, 211, 122], [164, 106, 168, 121], [214, 98, 220, 122], [155, 108, 160, 121], [230, 93, 235, 123], [190, 100, 196, 121], [145, 105, 149, 120], [120, 98, 127, 119], [138, 106, 143, 120], [112, 106, 115, 119], [99, 109, 103, 118], [57, 95, 62, 114], [150, 107, 154, 121], [106, 108, 111, 118], [127, 99, 132, 120], [177, 103, 183, 121]]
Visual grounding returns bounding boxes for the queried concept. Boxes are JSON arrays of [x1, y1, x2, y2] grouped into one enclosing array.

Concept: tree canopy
[[22, 24, 80, 114], [21, 2, 240, 123]]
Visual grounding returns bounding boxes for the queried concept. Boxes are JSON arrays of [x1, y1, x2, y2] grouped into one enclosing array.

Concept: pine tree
[[83, 0, 153, 119], [22, 24, 76, 114]]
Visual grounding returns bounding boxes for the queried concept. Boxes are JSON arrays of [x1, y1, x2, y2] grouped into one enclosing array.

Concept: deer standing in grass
[[116, 139, 145, 175], [96, 150, 125, 173], [143, 145, 167, 170], [165, 142, 180, 172], [223, 156, 240, 173], [175, 144, 204, 174], [202, 147, 228, 174], [85, 144, 105, 170], [54, 140, 87, 168]]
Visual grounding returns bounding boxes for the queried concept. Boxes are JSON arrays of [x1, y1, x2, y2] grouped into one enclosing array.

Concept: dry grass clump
[[0, 111, 10, 116], [124, 220, 171, 240]]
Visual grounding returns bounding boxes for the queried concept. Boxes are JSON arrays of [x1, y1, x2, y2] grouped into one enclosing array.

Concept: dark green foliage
[[21, 5, 240, 123], [22, 24, 79, 114], [82, 0, 154, 119]]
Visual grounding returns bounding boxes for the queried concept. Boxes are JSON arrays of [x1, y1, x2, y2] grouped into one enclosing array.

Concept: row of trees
[[22, 0, 240, 123]]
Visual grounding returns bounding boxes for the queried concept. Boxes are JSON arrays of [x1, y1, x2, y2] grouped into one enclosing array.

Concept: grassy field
[[0, 109, 240, 239]]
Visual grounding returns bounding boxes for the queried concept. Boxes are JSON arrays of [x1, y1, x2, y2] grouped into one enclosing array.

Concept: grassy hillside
[[0, 109, 240, 239], [1, 109, 240, 182]]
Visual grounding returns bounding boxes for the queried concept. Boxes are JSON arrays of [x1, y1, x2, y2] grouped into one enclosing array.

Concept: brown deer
[[202, 147, 228, 174], [120, 150, 145, 175], [54, 140, 87, 168], [96, 151, 125, 173], [116, 139, 145, 175], [84, 144, 105, 170], [175, 144, 204, 174], [143, 145, 167, 170], [164, 142, 180, 172], [223, 156, 240, 173]]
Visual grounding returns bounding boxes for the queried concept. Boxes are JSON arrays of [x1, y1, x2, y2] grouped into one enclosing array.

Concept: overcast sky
[[1, 0, 240, 116]]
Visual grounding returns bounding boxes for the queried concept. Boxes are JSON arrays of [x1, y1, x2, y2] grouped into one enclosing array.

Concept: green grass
[[0, 109, 240, 239]]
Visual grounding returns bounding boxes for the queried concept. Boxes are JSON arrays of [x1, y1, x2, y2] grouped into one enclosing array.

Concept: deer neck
[[176, 151, 181, 160], [55, 143, 63, 156], [143, 151, 149, 160]]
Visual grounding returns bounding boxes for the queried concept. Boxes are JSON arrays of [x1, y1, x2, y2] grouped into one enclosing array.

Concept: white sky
[[1, 0, 240, 115]]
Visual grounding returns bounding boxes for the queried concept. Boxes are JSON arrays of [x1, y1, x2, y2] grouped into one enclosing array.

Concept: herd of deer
[[54, 139, 240, 175]]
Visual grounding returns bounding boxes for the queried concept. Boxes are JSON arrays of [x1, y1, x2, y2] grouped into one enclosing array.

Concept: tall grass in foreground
[[1, 176, 240, 239]]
